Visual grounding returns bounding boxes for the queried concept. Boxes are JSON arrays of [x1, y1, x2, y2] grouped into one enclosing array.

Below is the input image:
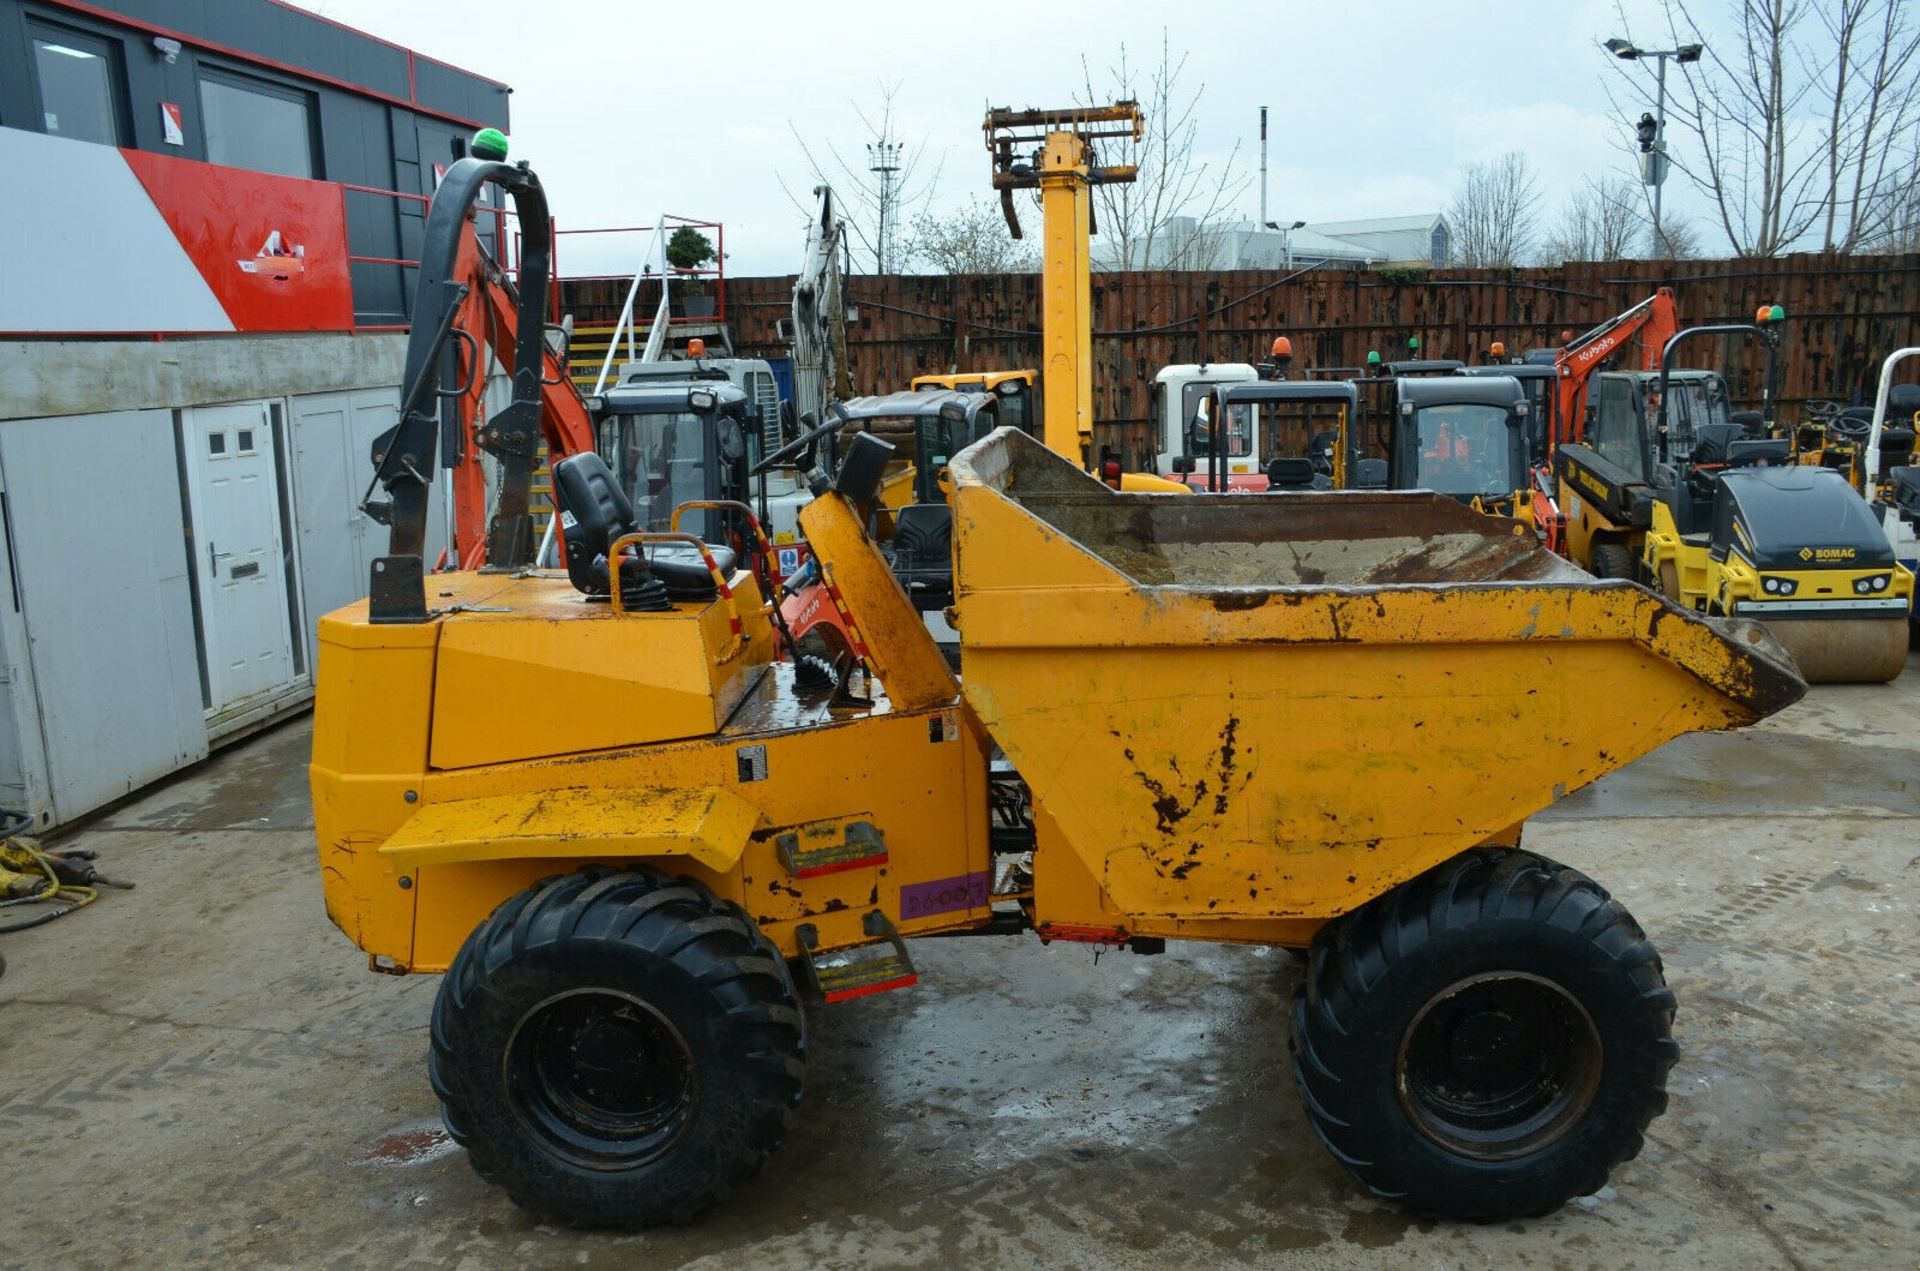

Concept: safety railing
[[573, 214, 728, 395], [341, 181, 514, 330]]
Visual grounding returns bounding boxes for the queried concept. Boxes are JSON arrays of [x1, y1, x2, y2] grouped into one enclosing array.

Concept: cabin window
[[31, 26, 125, 146], [199, 69, 318, 180]]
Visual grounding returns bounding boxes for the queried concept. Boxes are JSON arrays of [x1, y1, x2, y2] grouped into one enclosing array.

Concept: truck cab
[[1151, 362, 1260, 486]]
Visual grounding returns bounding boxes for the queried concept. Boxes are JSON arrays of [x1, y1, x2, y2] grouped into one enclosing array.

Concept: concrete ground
[[3, 654, 1917, 1269]]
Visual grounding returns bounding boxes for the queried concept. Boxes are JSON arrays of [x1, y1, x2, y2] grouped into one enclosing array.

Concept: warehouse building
[[0, 0, 509, 827]]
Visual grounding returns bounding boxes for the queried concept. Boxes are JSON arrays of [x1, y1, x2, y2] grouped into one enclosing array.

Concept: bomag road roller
[[313, 152, 1807, 1231], [1554, 313, 1911, 682]]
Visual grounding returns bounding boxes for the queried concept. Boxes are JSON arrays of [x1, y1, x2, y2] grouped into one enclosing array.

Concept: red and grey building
[[0, 0, 510, 827]]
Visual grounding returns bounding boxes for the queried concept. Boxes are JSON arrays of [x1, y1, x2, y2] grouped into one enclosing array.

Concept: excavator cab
[[1555, 368, 1736, 578], [587, 377, 757, 548], [830, 390, 998, 611], [1389, 376, 1532, 515], [1461, 363, 1558, 464]]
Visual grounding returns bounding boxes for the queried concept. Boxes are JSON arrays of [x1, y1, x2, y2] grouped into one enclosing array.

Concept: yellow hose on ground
[[0, 836, 100, 933]]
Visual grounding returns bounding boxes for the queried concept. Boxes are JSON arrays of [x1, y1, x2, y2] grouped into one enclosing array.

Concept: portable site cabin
[[0, 0, 508, 828]]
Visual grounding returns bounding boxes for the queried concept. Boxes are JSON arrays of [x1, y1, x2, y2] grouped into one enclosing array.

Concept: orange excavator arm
[[1551, 287, 1679, 447], [439, 227, 596, 569]]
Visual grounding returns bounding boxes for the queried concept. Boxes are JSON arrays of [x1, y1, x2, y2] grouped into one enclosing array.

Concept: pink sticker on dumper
[[900, 871, 992, 920]]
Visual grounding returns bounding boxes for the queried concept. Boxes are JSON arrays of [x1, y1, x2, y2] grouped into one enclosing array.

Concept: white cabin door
[[183, 401, 296, 713]]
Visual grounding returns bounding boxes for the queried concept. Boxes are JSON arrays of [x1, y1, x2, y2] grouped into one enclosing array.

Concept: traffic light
[[1636, 113, 1658, 152]]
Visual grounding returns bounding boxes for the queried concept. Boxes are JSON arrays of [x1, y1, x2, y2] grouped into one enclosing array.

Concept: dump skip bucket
[[948, 428, 1805, 932]]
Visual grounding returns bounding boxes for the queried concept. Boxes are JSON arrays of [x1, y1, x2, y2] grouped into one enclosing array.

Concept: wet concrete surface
[[3, 653, 1919, 1267]]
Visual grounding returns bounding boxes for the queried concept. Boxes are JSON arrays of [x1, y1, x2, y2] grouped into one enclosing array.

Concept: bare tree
[[788, 83, 941, 274], [1866, 144, 1920, 251], [1605, 0, 1920, 256], [1650, 216, 1704, 258], [905, 198, 1040, 274], [1543, 177, 1645, 261], [1076, 32, 1250, 270], [1447, 152, 1542, 267]]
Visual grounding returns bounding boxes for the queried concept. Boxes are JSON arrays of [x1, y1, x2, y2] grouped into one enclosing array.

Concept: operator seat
[[550, 451, 735, 605], [1266, 457, 1332, 491], [888, 502, 954, 610], [1891, 466, 1920, 520], [1878, 384, 1919, 479], [1672, 424, 1744, 537]]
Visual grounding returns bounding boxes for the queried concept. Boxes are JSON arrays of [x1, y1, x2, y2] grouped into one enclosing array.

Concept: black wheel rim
[[1395, 971, 1602, 1162], [504, 988, 696, 1171]]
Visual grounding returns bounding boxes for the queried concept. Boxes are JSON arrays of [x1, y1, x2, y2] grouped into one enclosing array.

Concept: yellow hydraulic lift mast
[[985, 103, 1142, 470]]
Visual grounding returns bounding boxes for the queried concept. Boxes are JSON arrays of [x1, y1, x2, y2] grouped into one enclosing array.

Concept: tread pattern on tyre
[[1289, 848, 1678, 1221], [1590, 542, 1636, 581], [429, 867, 805, 1228]]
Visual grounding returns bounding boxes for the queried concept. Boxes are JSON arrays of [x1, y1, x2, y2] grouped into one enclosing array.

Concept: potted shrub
[[667, 226, 717, 318]]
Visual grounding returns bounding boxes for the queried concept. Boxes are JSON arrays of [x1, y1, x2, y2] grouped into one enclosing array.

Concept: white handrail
[[592, 216, 670, 396], [1866, 346, 1920, 489]]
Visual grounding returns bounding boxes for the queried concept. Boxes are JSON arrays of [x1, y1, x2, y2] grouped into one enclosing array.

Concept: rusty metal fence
[[560, 254, 1920, 468]]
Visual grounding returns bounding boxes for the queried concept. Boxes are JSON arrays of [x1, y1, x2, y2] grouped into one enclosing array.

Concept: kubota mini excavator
[[1533, 288, 1681, 559]]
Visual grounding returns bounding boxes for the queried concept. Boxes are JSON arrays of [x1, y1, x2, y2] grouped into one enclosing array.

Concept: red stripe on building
[[119, 147, 355, 332]]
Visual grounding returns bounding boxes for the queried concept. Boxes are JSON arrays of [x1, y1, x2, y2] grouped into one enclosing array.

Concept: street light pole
[[1606, 37, 1703, 257], [1652, 53, 1667, 251]]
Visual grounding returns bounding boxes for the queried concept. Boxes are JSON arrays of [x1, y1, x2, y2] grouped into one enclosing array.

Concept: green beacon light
[[471, 128, 510, 162], [1407, 335, 1420, 352], [1366, 350, 1382, 366], [1766, 303, 1786, 323]]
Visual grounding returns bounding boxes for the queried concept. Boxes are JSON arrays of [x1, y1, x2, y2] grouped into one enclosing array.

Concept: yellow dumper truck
[[312, 150, 1805, 1231], [314, 423, 1803, 1227]]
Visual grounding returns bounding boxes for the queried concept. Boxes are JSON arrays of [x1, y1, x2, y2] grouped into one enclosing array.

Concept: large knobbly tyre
[[1289, 849, 1677, 1221], [429, 868, 806, 1228], [1590, 542, 1636, 582]]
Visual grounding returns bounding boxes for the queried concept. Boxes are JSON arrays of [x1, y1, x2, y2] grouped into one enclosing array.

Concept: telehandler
[[315, 145, 1809, 1231], [912, 368, 1038, 434]]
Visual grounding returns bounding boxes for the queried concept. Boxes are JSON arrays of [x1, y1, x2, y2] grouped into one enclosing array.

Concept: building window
[[30, 25, 125, 146], [198, 70, 317, 180]]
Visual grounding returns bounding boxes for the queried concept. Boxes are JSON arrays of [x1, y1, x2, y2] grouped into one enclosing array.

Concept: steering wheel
[[751, 415, 844, 476], [1803, 399, 1842, 421], [1828, 411, 1873, 441]]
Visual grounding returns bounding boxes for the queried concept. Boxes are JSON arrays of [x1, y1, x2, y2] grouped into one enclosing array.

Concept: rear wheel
[[1589, 542, 1636, 581], [430, 868, 806, 1228], [1290, 849, 1676, 1220]]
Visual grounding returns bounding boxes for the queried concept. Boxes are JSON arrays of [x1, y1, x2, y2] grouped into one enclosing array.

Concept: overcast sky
[[294, 0, 1706, 277]]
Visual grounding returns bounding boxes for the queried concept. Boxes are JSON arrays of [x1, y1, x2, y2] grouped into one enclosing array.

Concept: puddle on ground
[[361, 1123, 459, 1167], [1541, 730, 1918, 821]]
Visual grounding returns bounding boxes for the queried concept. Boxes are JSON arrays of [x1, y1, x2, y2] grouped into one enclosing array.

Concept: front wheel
[[1589, 542, 1636, 581], [1290, 849, 1677, 1220], [430, 868, 806, 1228]]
